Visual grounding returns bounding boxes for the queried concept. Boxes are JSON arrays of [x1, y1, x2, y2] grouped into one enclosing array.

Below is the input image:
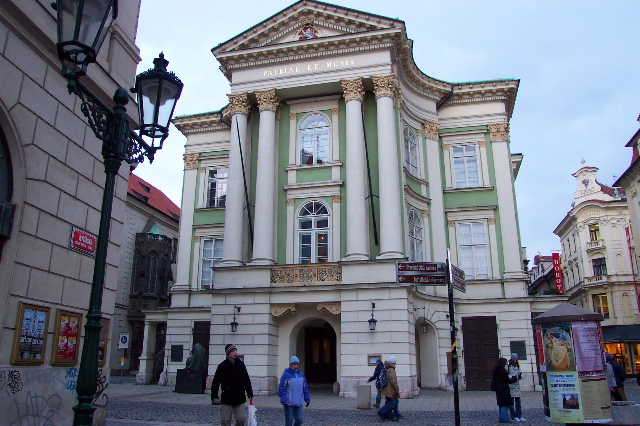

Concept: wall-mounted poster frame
[[51, 309, 82, 366], [11, 302, 50, 365], [97, 318, 110, 367], [368, 354, 382, 366]]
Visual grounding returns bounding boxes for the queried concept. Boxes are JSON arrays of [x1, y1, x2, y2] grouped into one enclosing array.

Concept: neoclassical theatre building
[[138, 0, 560, 396]]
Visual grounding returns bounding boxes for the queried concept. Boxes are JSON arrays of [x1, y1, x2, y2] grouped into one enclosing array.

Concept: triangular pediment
[[213, 0, 403, 55]]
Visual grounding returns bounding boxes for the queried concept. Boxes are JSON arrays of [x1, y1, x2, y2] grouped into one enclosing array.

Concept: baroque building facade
[[0, 0, 143, 424], [139, 0, 560, 396], [555, 162, 640, 375]]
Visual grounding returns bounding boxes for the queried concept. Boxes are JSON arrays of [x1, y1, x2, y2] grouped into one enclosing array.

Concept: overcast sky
[[133, 0, 640, 261]]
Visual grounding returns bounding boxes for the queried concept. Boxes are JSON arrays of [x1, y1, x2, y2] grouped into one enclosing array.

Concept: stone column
[[222, 93, 250, 266], [341, 78, 369, 261], [251, 89, 279, 264], [488, 123, 526, 279], [171, 153, 198, 291], [372, 75, 403, 259]]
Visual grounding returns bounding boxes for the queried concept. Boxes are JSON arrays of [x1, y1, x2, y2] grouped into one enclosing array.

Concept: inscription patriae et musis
[[263, 58, 355, 77]]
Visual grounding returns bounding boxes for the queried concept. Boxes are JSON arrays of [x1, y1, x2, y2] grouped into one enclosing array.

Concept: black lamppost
[[52, 2, 183, 425], [368, 302, 377, 331]]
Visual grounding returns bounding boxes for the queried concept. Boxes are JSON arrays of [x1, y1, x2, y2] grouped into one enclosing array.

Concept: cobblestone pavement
[[106, 379, 639, 426]]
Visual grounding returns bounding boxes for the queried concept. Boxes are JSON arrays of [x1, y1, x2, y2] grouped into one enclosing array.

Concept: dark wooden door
[[193, 321, 211, 369], [304, 327, 336, 383], [462, 316, 499, 391]]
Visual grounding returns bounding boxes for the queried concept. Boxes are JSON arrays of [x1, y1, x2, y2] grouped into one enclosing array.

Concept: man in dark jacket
[[211, 344, 254, 426], [606, 352, 627, 401], [367, 358, 383, 408]]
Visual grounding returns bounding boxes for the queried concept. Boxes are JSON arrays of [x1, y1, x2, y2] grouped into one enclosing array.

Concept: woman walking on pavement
[[507, 353, 525, 422], [377, 356, 403, 422], [492, 357, 518, 424], [279, 356, 311, 426]]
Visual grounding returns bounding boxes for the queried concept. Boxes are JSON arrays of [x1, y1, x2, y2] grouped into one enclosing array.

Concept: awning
[[602, 324, 640, 342]]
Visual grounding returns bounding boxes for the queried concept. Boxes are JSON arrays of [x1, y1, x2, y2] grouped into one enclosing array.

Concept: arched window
[[299, 113, 330, 165], [408, 209, 423, 261], [298, 201, 329, 264], [403, 124, 418, 175], [145, 251, 159, 294]]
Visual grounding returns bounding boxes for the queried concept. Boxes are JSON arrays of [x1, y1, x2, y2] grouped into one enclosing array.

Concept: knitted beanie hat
[[290, 356, 300, 364], [225, 344, 237, 355]]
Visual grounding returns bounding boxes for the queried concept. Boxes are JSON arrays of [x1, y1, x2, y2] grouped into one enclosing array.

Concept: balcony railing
[[586, 239, 605, 251], [271, 263, 342, 287], [585, 275, 607, 284]]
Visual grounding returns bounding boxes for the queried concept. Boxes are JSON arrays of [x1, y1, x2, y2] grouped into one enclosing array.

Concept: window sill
[[286, 161, 342, 171], [444, 185, 494, 193], [195, 206, 226, 211]]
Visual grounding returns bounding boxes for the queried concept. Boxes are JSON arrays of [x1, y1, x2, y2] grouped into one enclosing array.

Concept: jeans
[[284, 405, 304, 426], [499, 405, 512, 423], [375, 391, 382, 407], [509, 397, 522, 419], [378, 396, 399, 420]]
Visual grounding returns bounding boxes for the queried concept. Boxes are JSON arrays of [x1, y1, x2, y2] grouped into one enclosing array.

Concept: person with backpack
[[492, 357, 518, 423], [377, 356, 402, 421], [367, 358, 384, 408]]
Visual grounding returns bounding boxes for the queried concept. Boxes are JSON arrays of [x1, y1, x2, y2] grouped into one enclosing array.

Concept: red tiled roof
[[128, 173, 180, 221]]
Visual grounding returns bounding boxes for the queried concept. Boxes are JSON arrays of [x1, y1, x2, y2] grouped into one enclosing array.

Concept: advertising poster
[[51, 310, 82, 365], [547, 372, 583, 423], [542, 323, 583, 423], [11, 302, 50, 365]]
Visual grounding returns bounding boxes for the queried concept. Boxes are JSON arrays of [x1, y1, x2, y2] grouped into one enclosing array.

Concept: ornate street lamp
[[230, 306, 240, 333], [52, 2, 183, 425], [368, 302, 377, 331]]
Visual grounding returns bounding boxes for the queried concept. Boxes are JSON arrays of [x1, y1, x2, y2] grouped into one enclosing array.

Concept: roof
[[127, 173, 180, 221], [531, 302, 603, 324]]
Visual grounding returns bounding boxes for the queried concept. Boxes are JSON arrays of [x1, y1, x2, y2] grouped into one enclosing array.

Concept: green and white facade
[[138, 0, 559, 396]]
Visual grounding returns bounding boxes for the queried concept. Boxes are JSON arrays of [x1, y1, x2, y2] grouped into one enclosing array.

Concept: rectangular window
[[589, 224, 600, 241], [452, 145, 479, 188], [200, 238, 223, 289], [207, 168, 228, 208], [593, 293, 610, 318], [457, 221, 489, 280], [593, 257, 607, 276]]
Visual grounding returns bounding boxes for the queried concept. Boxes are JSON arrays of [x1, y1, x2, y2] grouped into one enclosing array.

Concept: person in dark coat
[[211, 344, 254, 426], [367, 358, 383, 408], [605, 352, 627, 401], [492, 357, 518, 423]]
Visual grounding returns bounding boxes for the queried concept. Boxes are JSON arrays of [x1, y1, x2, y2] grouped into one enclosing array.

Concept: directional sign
[[450, 264, 466, 293], [118, 332, 130, 349], [397, 262, 447, 286]]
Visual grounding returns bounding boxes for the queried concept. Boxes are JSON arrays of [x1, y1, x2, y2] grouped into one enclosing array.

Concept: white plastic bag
[[247, 400, 257, 426]]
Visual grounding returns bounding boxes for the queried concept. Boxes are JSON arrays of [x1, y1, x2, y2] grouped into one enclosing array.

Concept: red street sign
[[398, 274, 446, 285], [450, 264, 466, 293], [69, 226, 96, 257]]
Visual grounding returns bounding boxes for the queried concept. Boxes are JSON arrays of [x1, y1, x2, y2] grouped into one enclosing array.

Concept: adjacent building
[[0, 1, 143, 424], [528, 254, 557, 296], [613, 120, 640, 376], [110, 173, 179, 377], [138, 0, 560, 396], [555, 162, 640, 375]]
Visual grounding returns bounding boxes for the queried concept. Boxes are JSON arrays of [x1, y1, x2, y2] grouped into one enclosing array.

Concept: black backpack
[[375, 367, 388, 389]]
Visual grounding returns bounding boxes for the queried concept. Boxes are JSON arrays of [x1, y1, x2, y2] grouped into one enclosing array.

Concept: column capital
[[255, 88, 280, 112], [183, 153, 199, 169], [341, 77, 365, 102], [226, 92, 251, 116], [372, 74, 397, 99], [488, 123, 510, 141], [423, 120, 439, 140]]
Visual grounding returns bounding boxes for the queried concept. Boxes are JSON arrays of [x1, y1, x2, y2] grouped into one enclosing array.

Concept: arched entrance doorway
[[0, 125, 14, 259], [416, 320, 439, 388], [293, 318, 337, 384]]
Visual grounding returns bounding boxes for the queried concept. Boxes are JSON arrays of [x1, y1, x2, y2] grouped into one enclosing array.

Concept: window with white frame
[[408, 209, 424, 261], [299, 113, 330, 165], [457, 221, 489, 279], [206, 167, 228, 208], [592, 293, 609, 318], [200, 238, 223, 289], [403, 124, 419, 176], [298, 201, 329, 264], [452, 144, 480, 188]]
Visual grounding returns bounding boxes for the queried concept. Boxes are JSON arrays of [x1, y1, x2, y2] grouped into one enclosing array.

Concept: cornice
[[173, 112, 227, 135]]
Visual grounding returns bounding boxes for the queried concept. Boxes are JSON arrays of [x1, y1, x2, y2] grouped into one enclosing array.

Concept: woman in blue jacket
[[278, 356, 311, 426]]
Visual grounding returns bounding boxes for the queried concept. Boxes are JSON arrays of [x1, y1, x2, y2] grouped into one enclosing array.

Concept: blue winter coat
[[278, 367, 310, 407]]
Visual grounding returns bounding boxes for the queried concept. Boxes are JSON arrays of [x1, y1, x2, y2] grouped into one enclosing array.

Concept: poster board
[[51, 310, 82, 366], [97, 318, 110, 367], [11, 302, 50, 365]]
